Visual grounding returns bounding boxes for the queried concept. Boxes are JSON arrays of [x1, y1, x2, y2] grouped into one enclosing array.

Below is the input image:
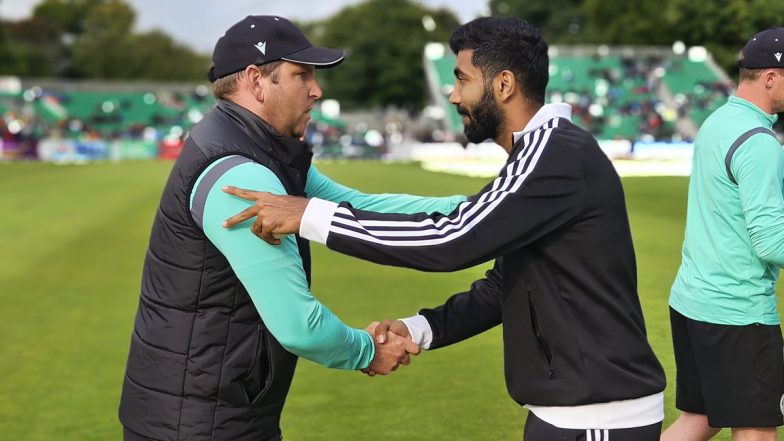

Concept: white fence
[[400, 140, 694, 178]]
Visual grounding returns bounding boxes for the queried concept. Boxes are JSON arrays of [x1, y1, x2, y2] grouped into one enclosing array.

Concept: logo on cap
[[776, 52, 783, 62], [255, 41, 267, 55]]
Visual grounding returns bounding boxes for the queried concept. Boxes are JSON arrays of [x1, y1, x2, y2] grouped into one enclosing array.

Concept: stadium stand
[[661, 55, 732, 126], [0, 78, 352, 161], [423, 43, 734, 142], [0, 45, 755, 163]]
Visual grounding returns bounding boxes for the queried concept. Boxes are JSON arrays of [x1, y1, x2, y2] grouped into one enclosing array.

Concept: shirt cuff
[[401, 314, 433, 350], [299, 197, 338, 244]]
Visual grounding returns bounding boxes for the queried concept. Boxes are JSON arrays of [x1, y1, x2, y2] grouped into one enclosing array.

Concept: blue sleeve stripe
[[191, 155, 253, 229]]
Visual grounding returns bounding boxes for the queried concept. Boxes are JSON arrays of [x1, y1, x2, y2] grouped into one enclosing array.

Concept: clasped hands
[[363, 320, 421, 377]]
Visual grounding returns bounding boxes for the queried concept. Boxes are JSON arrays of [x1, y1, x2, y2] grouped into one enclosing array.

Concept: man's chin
[[464, 127, 489, 144], [292, 123, 309, 140]]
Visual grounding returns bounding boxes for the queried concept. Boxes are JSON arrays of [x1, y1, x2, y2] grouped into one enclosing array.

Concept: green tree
[[666, 0, 784, 73], [1, 17, 63, 76], [4, 0, 207, 80], [69, 0, 135, 78], [123, 30, 210, 81], [583, 0, 674, 45], [490, 0, 784, 74], [312, 0, 460, 109], [68, 0, 209, 81], [32, 0, 105, 35], [0, 5, 17, 75], [490, 0, 589, 43]]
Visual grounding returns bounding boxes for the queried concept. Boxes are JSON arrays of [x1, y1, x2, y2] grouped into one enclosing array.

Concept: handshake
[[362, 320, 420, 377]]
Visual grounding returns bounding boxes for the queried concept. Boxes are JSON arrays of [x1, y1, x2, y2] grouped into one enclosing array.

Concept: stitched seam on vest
[[155, 208, 204, 244], [190, 155, 253, 229], [157, 204, 189, 227], [126, 371, 182, 398], [209, 281, 242, 440], [133, 328, 187, 356], [177, 239, 208, 441], [139, 293, 197, 314], [124, 424, 166, 441], [148, 248, 202, 273]]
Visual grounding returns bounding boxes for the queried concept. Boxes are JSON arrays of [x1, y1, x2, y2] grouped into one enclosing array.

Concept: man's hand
[[372, 319, 412, 344], [221, 186, 308, 245], [362, 321, 420, 377]]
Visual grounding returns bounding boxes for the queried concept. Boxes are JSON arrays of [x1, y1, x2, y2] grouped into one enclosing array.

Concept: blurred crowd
[[0, 52, 743, 162]]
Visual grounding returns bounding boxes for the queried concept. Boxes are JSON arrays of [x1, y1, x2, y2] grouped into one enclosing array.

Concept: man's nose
[[448, 87, 460, 105], [311, 80, 323, 100]]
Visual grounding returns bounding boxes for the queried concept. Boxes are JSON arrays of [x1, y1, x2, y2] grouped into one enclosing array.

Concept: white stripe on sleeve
[[327, 119, 559, 247]]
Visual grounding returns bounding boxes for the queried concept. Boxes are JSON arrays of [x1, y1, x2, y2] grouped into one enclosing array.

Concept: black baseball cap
[[208, 15, 344, 82], [738, 27, 784, 69]]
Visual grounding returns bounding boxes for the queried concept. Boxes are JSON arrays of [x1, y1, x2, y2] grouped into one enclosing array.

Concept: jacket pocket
[[527, 288, 554, 378], [244, 323, 274, 405]]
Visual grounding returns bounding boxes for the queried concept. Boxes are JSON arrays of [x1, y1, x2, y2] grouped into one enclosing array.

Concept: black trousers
[[524, 412, 662, 441]]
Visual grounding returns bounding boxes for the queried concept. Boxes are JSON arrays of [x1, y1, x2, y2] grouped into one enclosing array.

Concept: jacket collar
[[512, 103, 572, 144], [217, 99, 313, 171], [727, 96, 778, 127]]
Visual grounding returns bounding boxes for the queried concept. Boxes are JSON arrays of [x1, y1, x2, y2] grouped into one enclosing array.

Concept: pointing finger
[[221, 186, 261, 201], [223, 205, 259, 228]]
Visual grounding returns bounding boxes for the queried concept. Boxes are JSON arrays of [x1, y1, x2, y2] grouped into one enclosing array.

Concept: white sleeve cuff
[[299, 197, 339, 245], [401, 314, 433, 350]]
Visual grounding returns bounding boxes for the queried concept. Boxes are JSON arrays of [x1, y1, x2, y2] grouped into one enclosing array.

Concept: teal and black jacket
[[119, 100, 462, 441]]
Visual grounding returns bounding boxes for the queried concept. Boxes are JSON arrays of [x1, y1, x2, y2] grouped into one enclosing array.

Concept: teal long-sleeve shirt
[[670, 96, 784, 325], [191, 156, 465, 369]]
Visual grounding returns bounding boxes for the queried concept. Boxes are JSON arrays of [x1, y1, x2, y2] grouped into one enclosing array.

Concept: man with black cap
[[117, 15, 461, 441], [662, 27, 784, 441]]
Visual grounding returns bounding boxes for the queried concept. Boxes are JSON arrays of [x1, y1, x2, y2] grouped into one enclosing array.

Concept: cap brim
[[281, 46, 344, 68]]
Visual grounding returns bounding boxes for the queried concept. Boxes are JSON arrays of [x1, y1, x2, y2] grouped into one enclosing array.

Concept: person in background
[[662, 27, 784, 441]]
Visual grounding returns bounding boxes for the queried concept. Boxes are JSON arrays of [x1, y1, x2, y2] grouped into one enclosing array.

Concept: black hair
[[449, 17, 549, 104]]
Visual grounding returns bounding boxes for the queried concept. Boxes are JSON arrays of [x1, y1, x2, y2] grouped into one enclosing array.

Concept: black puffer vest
[[119, 100, 312, 441]]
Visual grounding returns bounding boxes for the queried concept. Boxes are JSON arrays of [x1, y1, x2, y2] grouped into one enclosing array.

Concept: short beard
[[459, 87, 503, 144], [772, 98, 784, 114]]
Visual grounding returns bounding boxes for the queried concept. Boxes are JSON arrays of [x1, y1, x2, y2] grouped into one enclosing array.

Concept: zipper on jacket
[[527, 288, 554, 378]]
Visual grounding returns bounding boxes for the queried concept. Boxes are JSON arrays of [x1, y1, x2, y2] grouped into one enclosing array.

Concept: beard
[[773, 98, 784, 114], [457, 87, 503, 144]]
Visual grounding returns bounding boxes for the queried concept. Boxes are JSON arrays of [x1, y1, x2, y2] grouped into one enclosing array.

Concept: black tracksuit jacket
[[323, 115, 666, 406]]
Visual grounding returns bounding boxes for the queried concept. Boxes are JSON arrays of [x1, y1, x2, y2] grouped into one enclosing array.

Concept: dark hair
[[449, 17, 549, 104]]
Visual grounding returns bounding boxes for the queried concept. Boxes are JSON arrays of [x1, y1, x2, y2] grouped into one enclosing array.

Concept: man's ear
[[244, 65, 265, 102], [495, 70, 516, 102], [765, 69, 778, 89]]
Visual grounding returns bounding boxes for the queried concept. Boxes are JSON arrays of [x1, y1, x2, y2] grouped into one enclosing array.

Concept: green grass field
[[1, 160, 781, 440]]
